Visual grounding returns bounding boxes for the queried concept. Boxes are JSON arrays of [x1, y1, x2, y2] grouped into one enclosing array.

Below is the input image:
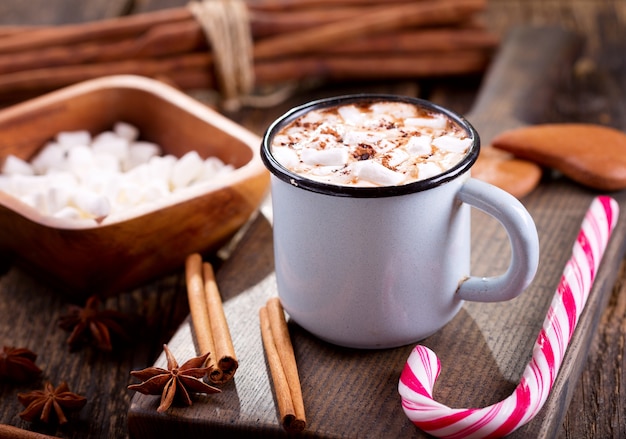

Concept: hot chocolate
[[261, 94, 539, 348], [270, 100, 471, 187]]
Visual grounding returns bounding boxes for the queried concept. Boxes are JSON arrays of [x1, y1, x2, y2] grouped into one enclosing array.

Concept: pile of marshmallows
[[0, 122, 234, 223]]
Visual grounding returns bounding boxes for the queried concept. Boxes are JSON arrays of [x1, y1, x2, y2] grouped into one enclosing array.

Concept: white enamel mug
[[261, 95, 539, 349]]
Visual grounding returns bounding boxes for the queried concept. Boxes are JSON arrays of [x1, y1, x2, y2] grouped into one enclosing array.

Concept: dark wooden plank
[[549, 3, 626, 438], [483, 2, 626, 438], [0, 271, 191, 438]]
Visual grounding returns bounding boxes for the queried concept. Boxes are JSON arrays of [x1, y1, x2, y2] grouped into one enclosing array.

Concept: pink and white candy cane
[[398, 196, 619, 439]]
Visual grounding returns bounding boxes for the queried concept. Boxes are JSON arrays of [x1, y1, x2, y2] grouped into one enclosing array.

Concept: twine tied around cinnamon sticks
[[188, 0, 254, 111]]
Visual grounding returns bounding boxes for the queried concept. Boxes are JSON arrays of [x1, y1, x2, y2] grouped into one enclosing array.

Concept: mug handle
[[456, 178, 539, 302]]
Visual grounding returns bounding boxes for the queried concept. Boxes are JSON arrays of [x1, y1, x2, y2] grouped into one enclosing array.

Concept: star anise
[[0, 346, 42, 382], [18, 381, 86, 424], [58, 295, 135, 351], [128, 344, 220, 412]]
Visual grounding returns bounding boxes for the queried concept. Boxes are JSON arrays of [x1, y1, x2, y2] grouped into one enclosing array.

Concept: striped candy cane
[[398, 196, 619, 439]]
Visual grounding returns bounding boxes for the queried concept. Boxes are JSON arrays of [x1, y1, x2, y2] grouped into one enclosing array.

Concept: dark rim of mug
[[261, 94, 480, 198]]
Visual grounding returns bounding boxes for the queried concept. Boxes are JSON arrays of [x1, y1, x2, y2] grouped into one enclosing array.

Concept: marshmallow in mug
[[0, 122, 234, 222], [270, 101, 472, 187]]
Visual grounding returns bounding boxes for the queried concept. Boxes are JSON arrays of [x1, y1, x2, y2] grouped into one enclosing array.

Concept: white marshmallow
[[46, 186, 73, 215], [139, 182, 169, 203], [299, 109, 326, 126], [126, 141, 161, 170], [0, 175, 11, 192], [432, 135, 472, 153], [52, 206, 82, 220], [353, 160, 405, 186], [71, 189, 111, 220], [0, 122, 234, 222], [308, 165, 344, 178], [342, 130, 384, 146], [370, 102, 417, 119], [406, 136, 433, 156], [19, 192, 47, 212], [148, 155, 176, 184], [405, 116, 447, 130], [2, 155, 34, 176], [67, 145, 95, 176], [93, 153, 121, 174], [196, 157, 228, 182], [171, 151, 204, 190], [113, 122, 139, 142], [338, 105, 365, 126], [418, 162, 442, 180], [31, 143, 67, 174], [47, 171, 77, 188], [56, 130, 91, 147], [112, 180, 144, 208], [271, 147, 299, 170], [375, 138, 398, 155], [125, 162, 151, 186], [92, 132, 129, 164], [301, 147, 349, 167], [386, 149, 409, 168], [9, 175, 47, 197], [81, 169, 118, 194]]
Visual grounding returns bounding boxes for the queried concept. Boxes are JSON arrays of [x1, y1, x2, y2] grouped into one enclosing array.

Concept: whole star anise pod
[[18, 381, 87, 424], [128, 344, 220, 412], [58, 295, 135, 351], [0, 346, 42, 382]]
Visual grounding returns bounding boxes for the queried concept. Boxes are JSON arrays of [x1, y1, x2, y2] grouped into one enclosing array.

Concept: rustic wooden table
[[0, 1, 624, 438]]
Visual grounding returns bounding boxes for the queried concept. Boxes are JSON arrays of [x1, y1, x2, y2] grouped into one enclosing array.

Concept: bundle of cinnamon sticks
[[0, 0, 498, 105]]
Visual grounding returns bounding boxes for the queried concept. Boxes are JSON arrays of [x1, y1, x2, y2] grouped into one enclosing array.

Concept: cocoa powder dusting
[[353, 144, 376, 161]]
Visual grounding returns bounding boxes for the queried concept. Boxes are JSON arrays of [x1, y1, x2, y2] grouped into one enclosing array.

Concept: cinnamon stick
[[165, 50, 490, 91], [249, 6, 382, 38], [253, 51, 492, 84], [185, 253, 217, 372], [0, 26, 41, 37], [0, 53, 212, 95], [0, 7, 193, 54], [246, 0, 416, 11], [185, 253, 238, 385], [252, 0, 486, 59], [202, 262, 238, 384], [0, 20, 206, 75], [321, 27, 499, 55], [0, 424, 58, 439], [259, 298, 306, 433], [0, 48, 493, 98]]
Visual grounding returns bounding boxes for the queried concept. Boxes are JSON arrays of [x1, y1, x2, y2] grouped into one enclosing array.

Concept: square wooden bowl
[[0, 75, 269, 298]]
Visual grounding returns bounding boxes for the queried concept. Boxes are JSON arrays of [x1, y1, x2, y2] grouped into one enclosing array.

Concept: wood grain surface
[[127, 182, 626, 439], [0, 1, 624, 438]]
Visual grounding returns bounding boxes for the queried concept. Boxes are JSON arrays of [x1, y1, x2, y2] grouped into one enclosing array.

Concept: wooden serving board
[[127, 183, 626, 439], [128, 27, 626, 438]]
